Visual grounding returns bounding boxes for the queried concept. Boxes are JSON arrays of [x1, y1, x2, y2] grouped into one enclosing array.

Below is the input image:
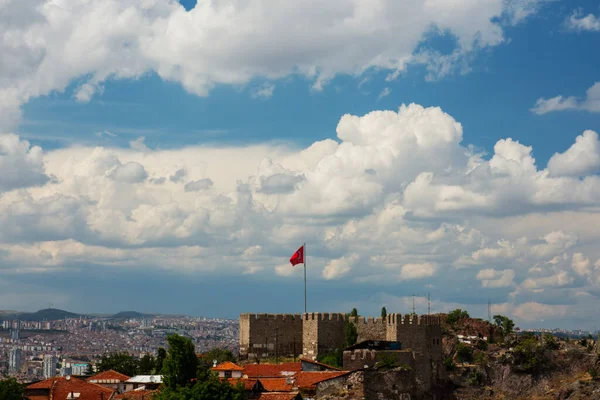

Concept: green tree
[[156, 375, 245, 400], [156, 347, 167, 373], [85, 363, 94, 376], [198, 348, 237, 374], [350, 308, 358, 317], [139, 354, 156, 374], [381, 307, 387, 319], [162, 334, 199, 389], [446, 309, 469, 326], [493, 315, 515, 338], [345, 320, 358, 347], [97, 352, 139, 376], [0, 378, 27, 400], [317, 348, 343, 369], [456, 342, 474, 364]]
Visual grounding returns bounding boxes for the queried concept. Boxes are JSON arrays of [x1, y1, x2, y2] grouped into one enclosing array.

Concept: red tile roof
[[243, 362, 301, 378], [294, 371, 350, 389], [27, 376, 115, 400], [226, 378, 260, 391], [258, 378, 293, 392], [251, 393, 301, 400], [299, 357, 342, 371], [115, 390, 157, 399], [87, 369, 131, 383], [212, 361, 244, 372]]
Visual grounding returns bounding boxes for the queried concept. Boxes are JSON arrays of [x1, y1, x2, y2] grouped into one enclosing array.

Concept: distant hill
[[0, 308, 81, 322], [109, 311, 153, 320]]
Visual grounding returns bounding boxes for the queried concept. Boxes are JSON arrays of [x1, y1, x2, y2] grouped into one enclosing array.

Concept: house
[[114, 389, 157, 400], [243, 362, 302, 379], [212, 361, 245, 378], [26, 376, 115, 400], [123, 375, 163, 392], [87, 369, 130, 393]]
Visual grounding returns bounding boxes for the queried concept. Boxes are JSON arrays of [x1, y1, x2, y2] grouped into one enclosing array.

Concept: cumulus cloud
[[184, 178, 214, 192], [0, 0, 544, 129], [547, 130, 600, 177], [566, 10, 600, 32], [251, 83, 275, 99], [531, 82, 600, 114], [1, 103, 600, 326], [399, 263, 437, 281], [323, 255, 359, 280], [476, 268, 515, 288], [0, 133, 49, 191], [108, 162, 148, 183]]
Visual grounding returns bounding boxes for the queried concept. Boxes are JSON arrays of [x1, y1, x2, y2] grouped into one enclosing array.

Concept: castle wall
[[349, 316, 387, 342], [343, 349, 415, 371], [239, 313, 302, 359], [302, 313, 346, 358]]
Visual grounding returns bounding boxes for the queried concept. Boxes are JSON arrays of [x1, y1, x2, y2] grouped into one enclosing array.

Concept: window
[[224, 371, 232, 378]]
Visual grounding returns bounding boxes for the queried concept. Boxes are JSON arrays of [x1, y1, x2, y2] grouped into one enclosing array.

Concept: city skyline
[[1, 0, 600, 331]]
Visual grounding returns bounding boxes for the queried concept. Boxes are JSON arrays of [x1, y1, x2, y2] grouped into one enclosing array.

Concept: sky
[[1, 0, 600, 330]]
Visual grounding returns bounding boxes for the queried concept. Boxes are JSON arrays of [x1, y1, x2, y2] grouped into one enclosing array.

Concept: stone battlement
[[349, 316, 386, 324], [302, 312, 346, 321], [386, 313, 441, 326], [241, 313, 301, 321], [347, 349, 377, 361]]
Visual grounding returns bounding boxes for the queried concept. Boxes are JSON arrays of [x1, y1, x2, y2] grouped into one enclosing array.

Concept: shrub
[[476, 340, 488, 351], [446, 309, 470, 326], [544, 334, 559, 350], [467, 371, 485, 386], [443, 357, 456, 371], [589, 367, 599, 380], [456, 342, 474, 364]]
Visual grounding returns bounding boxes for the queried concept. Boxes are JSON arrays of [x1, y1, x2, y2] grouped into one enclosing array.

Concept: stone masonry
[[239, 312, 443, 361]]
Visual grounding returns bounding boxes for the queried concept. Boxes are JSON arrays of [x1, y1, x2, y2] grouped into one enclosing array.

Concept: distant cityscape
[[0, 309, 237, 382]]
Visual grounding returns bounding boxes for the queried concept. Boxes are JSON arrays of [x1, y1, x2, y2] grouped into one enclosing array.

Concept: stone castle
[[239, 312, 442, 360]]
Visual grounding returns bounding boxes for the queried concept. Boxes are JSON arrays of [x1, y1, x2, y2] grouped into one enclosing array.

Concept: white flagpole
[[304, 242, 307, 314]]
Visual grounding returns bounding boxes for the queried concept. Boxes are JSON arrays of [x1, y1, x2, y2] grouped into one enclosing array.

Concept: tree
[[350, 308, 358, 317], [156, 347, 167, 373], [446, 309, 469, 326], [0, 378, 27, 400], [97, 352, 139, 376], [162, 334, 199, 389], [85, 363, 94, 376], [345, 320, 358, 348], [156, 375, 245, 400], [381, 307, 387, 319], [455, 342, 474, 364], [317, 348, 343, 369], [139, 354, 156, 374], [493, 315, 515, 338]]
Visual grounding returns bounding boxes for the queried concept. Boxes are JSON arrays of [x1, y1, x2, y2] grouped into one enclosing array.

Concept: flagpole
[[304, 242, 307, 314]]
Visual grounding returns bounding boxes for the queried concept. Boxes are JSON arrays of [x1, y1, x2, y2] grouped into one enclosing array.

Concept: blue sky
[[1, 0, 600, 330]]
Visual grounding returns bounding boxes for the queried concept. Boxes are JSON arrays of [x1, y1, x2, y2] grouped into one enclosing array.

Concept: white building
[[43, 355, 58, 378], [9, 347, 21, 375]]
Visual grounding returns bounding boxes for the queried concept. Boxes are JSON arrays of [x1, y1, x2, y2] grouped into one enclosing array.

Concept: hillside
[[109, 311, 152, 320], [0, 308, 81, 321], [441, 313, 600, 399]]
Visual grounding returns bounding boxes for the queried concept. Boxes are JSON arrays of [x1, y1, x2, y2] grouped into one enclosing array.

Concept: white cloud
[[572, 253, 592, 277], [399, 263, 437, 281], [531, 82, 600, 114], [323, 254, 359, 280], [251, 83, 275, 99], [566, 10, 600, 32], [476, 268, 515, 288], [130, 136, 150, 152], [547, 130, 600, 177], [0, 0, 543, 129], [0, 133, 49, 191], [1, 103, 600, 323], [108, 161, 148, 183], [184, 179, 214, 192], [377, 87, 391, 101], [512, 302, 569, 322]]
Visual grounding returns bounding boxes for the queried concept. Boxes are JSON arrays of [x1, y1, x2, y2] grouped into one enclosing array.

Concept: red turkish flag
[[289, 245, 304, 266]]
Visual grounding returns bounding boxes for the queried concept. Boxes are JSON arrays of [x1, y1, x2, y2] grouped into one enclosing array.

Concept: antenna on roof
[[412, 294, 415, 316], [428, 293, 431, 316], [488, 299, 492, 323]]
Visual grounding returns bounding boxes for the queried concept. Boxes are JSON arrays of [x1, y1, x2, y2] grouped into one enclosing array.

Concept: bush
[[476, 340, 488, 351], [456, 342, 474, 364], [446, 309, 470, 326], [544, 334, 559, 350], [443, 357, 456, 371], [473, 352, 486, 364], [589, 367, 599, 380], [511, 336, 548, 373], [467, 371, 485, 386]]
